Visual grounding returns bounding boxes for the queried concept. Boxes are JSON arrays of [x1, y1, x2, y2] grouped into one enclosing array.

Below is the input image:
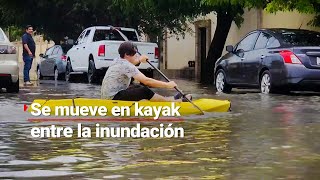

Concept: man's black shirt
[[22, 33, 36, 56]]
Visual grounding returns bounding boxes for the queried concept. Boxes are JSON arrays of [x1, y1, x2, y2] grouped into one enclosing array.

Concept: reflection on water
[[0, 80, 320, 179], [0, 120, 232, 179]]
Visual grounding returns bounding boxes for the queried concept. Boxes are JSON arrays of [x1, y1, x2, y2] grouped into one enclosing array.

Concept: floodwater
[[0, 79, 320, 179]]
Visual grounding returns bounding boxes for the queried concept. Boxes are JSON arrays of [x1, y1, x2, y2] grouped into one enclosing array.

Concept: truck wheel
[[7, 79, 19, 93], [88, 60, 98, 84], [65, 61, 73, 82]]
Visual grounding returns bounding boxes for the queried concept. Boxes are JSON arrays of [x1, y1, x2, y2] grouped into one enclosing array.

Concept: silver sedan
[[37, 45, 69, 80], [0, 28, 19, 93]]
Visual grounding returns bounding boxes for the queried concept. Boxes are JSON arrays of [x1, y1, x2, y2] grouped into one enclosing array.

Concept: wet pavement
[[0, 78, 320, 179]]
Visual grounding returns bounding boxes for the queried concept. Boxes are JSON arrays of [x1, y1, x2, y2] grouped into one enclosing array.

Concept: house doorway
[[199, 27, 207, 82], [195, 20, 211, 83]]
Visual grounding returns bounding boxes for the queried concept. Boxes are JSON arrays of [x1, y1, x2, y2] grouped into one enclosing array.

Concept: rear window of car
[[93, 29, 138, 42], [121, 30, 138, 41], [279, 30, 320, 46], [93, 29, 125, 42]]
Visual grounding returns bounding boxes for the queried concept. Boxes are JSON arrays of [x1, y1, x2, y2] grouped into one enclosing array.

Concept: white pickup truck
[[65, 26, 159, 83]]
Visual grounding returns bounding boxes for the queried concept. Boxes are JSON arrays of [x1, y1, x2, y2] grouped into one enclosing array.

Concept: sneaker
[[24, 81, 33, 86]]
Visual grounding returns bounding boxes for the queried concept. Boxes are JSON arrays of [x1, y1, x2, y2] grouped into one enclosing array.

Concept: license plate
[[317, 57, 320, 65]]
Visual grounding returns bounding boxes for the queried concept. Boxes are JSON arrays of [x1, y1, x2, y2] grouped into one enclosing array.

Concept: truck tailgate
[[133, 42, 158, 63]]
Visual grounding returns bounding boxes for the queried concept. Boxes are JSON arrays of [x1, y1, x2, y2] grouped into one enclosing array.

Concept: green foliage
[[0, 0, 132, 43], [0, 0, 269, 43], [5, 26, 24, 41], [114, 0, 212, 39], [265, 0, 316, 13], [264, 0, 320, 26]]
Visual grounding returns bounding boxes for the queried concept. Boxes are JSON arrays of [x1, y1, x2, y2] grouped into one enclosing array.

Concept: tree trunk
[[203, 11, 233, 84]]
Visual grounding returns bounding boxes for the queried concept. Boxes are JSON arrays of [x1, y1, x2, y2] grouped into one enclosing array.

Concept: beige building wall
[[164, 9, 320, 72], [166, 30, 196, 69]]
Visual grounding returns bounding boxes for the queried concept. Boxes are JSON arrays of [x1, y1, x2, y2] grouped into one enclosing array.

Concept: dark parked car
[[214, 28, 320, 94], [37, 45, 71, 80]]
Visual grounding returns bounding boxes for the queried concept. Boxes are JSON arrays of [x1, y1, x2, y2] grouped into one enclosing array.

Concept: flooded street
[[0, 79, 320, 179]]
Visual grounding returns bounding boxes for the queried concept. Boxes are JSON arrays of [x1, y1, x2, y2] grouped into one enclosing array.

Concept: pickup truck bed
[[66, 26, 159, 83]]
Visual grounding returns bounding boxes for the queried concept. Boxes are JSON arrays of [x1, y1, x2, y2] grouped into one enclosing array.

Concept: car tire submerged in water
[[54, 67, 65, 81], [87, 59, 98, 84], [260, 70, 290, 95], [37, 67, 43, 80], [6, 79, 19, 93], [65, 60, 73, 82], [215, 69, 232, 93], [260, 70, 273, 94]]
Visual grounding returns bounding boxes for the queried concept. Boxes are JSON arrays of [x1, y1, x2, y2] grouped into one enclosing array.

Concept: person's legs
[[150, 93, 192, 102], [23, 56, 33, 83], [113, 84, 191, 102], [113, 85, 155, 101], [23, 56, 31, 82], [149, 93, 178, 102]]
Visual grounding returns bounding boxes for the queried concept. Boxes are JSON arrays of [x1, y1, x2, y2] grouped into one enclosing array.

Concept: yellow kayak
[[29, 98, 231, 117]]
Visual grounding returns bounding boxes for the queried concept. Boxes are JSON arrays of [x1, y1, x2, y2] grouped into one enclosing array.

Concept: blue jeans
[[23, 55, 33, 82]]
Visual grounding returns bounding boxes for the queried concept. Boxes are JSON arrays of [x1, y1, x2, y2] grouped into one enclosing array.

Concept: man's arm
[[23, 44, 33, 56], [133, 72, 176, 88]]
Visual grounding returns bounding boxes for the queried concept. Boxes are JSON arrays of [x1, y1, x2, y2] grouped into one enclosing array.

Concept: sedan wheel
[[216, 72, 225, 92], [260, 71, 271, 94], [54, 68, 59, 81], [65, 61, 72, 82], [37, 67, 43, 80], [215, 69, 232, 93]]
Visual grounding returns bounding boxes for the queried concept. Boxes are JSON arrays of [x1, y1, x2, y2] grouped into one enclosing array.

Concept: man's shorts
[[112, 84, 155, 101]]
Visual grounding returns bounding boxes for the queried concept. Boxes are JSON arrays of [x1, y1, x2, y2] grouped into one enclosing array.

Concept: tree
[[117, 0, 266, 83], [0, 0, 266, 84], [114, 0, 212, 41], [200, 0, 266, 83], [264, 0, 320, 26], [0, 0, 209, 44], [0, 0, 136, 44]]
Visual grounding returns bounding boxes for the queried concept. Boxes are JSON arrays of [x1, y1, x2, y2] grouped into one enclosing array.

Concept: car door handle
[[241, 58, 245, 61], [83, 47, 85, 49], [261, 55, 265, 59]]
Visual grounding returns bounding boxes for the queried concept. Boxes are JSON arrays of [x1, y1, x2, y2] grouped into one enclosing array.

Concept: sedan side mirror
[[236, 49, 245, 58], [226, 45, 233, 53]]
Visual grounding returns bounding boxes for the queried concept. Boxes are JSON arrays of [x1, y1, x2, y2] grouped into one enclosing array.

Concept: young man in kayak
[[101, 41, 191, 102]]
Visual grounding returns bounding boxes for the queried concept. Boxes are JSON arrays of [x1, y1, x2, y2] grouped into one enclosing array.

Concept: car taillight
[[0, 45, 16, 54], [61, 55, 67, 61], [98, 45, 105, 56], [279, 50, 301, 64], [155, 47, 159, 59]]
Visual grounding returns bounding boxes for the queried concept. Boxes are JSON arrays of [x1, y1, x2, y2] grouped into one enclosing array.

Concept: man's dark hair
[[25, 25, 33, 30], [118, 41, 138, 58]]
